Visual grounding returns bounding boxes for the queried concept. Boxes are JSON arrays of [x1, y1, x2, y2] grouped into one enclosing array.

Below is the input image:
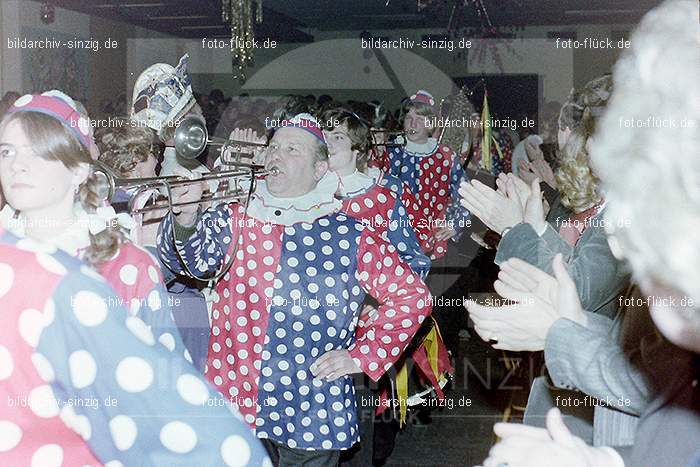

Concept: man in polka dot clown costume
[[0, 226, 270, 465], [381, 90, 471, 259], [158, 113, 432, 464]]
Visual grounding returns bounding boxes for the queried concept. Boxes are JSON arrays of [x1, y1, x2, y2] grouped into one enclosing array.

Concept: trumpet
[[93, 160, 278, 214], [175, 115, 267, 163]]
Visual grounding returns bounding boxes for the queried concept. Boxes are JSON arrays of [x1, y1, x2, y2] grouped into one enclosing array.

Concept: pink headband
[[279, 113, 327, 145], [7, 93, 97, 159]]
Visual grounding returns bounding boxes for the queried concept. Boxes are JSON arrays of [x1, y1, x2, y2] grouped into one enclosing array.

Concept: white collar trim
[[248, 171, 342, 225], [0, 205, 91, 257], [404, 137, 439, 156], [337, 169, 377, 197]]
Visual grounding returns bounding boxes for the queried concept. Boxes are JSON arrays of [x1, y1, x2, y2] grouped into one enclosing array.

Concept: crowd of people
[[0, 0, 698, 465]]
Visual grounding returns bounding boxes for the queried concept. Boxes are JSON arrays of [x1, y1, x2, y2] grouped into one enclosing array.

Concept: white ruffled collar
[[337, 168, 379, 197], [247, 171, 342, 225], [1, 205, 91, 257], [0, 205, 136, 258], [404, 137, 439, 157]]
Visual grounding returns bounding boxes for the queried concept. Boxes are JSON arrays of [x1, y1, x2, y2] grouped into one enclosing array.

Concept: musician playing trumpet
[[94, 119, 212, 372]]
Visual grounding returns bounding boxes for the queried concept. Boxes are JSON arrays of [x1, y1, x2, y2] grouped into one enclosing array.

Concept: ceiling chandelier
[[400, 0, 521, 72], [221, 0, 263, 82]]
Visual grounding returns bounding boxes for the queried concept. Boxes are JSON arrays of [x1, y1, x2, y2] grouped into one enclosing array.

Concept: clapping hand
[[465, 254, 586, 351], [459, 179, 524, 234], [496, 173, 531, 210], [477, 408, 624, 467]]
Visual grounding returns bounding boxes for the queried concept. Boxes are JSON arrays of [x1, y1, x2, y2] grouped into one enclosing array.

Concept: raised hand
[[499, 254, 586, 326], [496, 173, 531, 205], [531, 158, 557, 189], [524, 138, 545, 161], [518, 159, 538, 185]]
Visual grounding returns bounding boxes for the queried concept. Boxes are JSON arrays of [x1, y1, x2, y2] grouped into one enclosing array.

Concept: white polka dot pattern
[[381, 145, 470, 259], [110, 415, 138, 450], [220, 434, 251, 466], [0, 231, 271, 466], [72, 291, 108, 327], [176, 204, 433, 450], [160, 421, 198, 453], [28, 385, 60, 418], [96, 242, 188, 359], [340, 180, 430, 280], [68, 350, 97, 388], [115, 357, 153, 392], [30, 443, 63, 467], [0, 420, 23, 451]]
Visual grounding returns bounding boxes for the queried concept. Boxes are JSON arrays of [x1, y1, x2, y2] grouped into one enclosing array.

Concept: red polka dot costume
[[97, 243, 189, 358], [337, 168, 430, 278], [381, 138, 470, 259], [0, 228, 270, 466], [338, 171, 454, 416], [1, 90, 189, 362], [0, 206, 189, 363], [377, 172, 433, 254], [158, 172, 433, 451]]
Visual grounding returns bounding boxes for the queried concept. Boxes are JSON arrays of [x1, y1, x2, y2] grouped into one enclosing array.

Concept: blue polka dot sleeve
[[379, 172, 402, 194], [157, 205, 234, 279], [137, 280, 192, 362], [387, 196, 430, 279], [445, 154, 471, 241], [36, 268, 270, 466]]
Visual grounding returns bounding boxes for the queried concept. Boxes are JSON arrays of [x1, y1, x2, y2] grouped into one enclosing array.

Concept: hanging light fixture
[[221, 0, 263, 82]]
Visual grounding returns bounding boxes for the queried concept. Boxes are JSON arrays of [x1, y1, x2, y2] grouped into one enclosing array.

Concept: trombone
[[91, 115, 281, 214], [92, 161, 278, 215]]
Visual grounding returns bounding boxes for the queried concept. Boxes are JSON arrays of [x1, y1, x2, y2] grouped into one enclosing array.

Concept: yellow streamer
[[396, 360, 409, 426], [396, 319, 450, 427]]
